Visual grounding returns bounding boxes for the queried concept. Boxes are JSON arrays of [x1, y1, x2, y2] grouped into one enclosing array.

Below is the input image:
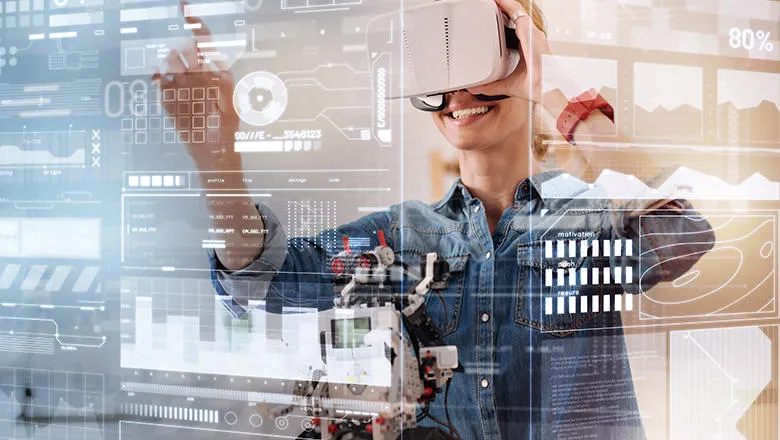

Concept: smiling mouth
[[445, 105, 496, 120]]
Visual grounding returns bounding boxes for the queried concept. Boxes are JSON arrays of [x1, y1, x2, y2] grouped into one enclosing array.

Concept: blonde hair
[[514, 0, 548, 37]]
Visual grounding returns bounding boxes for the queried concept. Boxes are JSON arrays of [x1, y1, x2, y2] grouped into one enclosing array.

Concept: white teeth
[[451, 106, 490, 120]]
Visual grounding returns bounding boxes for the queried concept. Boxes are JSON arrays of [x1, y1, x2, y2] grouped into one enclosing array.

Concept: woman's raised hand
[[152, 1, 241, 171]]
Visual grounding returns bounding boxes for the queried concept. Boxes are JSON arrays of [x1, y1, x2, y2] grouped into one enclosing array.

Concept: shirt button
[[474, 205, 481, 213], [480, 313, 490, 323], [480, 378, 489, 389], [485, 252, 492, 260]]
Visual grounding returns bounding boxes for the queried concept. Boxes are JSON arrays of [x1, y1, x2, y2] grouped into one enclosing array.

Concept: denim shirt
[[209, 170, 714, 440]]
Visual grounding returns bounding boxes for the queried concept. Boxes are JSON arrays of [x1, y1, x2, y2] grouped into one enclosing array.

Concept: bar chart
[[120, 276, 325, 380]]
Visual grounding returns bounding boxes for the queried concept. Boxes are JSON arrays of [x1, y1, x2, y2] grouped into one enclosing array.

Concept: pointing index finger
[[180, 1, 212, 41]]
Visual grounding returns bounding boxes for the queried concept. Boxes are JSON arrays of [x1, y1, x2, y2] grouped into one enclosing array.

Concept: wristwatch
[[556, 88, 615, 144]]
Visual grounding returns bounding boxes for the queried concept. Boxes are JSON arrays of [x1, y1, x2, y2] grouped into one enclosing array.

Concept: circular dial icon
[[233, 71, 288, 127]]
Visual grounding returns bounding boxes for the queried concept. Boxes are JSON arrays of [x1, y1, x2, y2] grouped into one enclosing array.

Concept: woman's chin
[[441, 124, 494, 151], [446, 136, 491, 152]]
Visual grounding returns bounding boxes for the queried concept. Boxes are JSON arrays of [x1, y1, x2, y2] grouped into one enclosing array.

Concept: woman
[[155, 0, 712, 438]]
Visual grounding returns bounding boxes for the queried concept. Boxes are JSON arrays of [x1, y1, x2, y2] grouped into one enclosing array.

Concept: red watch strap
[[556, 88, 615, 144]]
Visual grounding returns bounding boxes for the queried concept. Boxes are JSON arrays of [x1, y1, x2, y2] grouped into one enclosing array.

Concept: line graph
[[0, 130, 87, 169], [0, 367, 104, 440], [718, 69, 780, 144], [670, 326, 776, 439], [634, 63, 703, 140], [540, 167, 780, 201]]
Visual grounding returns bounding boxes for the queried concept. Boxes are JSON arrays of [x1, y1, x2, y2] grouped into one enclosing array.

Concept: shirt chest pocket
[[514, 234, 604, 334], [397, 251, 469, 337]]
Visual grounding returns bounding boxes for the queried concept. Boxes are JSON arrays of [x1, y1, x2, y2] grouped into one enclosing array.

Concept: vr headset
[[367, 0, 521, 111]]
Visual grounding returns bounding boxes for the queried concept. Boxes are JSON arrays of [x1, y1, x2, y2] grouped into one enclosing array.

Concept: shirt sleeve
[[209, 203, 395, 318], [609, 199, 716, 295]]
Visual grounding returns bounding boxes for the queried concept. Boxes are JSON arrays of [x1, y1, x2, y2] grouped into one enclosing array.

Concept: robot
[[282, 235, 460, 440]]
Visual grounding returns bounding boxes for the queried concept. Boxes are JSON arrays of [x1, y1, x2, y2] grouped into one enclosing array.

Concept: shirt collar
[[433, 169, 568, 210]]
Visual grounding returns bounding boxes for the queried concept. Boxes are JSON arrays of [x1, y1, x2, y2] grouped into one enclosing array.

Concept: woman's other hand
[[469, 0, 551, 104]]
